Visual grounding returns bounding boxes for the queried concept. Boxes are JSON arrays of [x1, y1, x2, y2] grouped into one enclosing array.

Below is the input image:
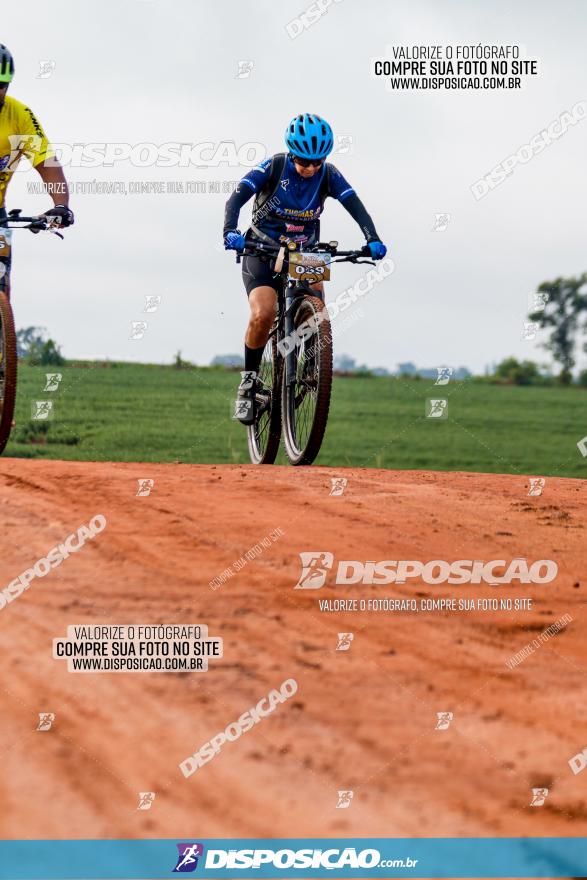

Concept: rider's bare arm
[[34, 159, 70, 207]]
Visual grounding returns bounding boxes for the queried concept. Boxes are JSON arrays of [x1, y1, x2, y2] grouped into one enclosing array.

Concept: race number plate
[[288, 251, 331, 283]]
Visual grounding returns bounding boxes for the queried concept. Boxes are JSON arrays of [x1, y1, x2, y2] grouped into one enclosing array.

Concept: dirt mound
[[0, 460, 585, 844]]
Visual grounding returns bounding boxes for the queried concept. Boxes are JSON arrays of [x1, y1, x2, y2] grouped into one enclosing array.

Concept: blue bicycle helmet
[[285, 113, 334, 160]]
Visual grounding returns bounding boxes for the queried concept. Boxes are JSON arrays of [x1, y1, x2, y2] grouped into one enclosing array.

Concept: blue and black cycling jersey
[[224, 153, 380, 246]]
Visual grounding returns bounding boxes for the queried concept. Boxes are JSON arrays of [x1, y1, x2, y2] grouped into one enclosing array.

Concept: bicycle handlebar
[[237, 240, 374, 265], [2, 209, 64, 237]]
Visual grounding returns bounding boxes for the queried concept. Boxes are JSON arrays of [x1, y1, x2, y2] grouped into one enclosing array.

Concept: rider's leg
[[244, 285, 277, 373], [235, 285, 277, 425], [241, 254, 279, 373], [235, 253, 280, 425]]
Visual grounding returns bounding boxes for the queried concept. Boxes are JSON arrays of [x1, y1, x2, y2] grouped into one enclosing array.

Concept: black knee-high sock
[[244, 344, 264, 373]]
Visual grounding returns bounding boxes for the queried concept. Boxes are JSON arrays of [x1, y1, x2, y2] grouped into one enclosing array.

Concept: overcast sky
[[3, 0, 587, 373]]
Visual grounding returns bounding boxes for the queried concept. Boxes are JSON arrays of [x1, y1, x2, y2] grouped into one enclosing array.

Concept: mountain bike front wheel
[[282, 295, 333, 466], [0, 292, 17, 455]]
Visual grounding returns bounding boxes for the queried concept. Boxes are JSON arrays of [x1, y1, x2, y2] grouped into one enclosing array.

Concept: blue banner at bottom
[[0, 838, 586, 879]]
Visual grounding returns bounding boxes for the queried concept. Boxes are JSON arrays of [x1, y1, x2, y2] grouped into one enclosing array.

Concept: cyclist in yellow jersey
[[0, 44, 73, 297]]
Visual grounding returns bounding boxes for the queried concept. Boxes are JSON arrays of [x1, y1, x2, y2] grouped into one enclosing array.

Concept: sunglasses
[[292, 156, 324, 168]]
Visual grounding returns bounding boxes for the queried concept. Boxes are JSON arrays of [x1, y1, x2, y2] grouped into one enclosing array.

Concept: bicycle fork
[[282, 284, 322, 387], [283, 289, 298, 388]]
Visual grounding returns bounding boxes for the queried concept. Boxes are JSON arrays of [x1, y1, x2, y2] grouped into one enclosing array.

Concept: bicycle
[[235, 238, 374, 466], [0, 209, 64, 455]]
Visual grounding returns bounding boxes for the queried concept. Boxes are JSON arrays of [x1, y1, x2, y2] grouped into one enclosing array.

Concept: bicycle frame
[[237, 237, 368, 389], [274, 278, 322, 388]]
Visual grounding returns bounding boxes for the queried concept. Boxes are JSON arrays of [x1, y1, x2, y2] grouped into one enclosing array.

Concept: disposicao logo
[[173, 843, 204, 872], [202, 847, 383, 871], [294, 553, 558, 588]]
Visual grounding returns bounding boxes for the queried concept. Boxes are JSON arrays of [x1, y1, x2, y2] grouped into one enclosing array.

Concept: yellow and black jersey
[[0, 95, 55, 206]]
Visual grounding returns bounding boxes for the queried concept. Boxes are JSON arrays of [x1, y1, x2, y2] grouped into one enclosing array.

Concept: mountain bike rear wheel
[[0, 292, 17, 455], [247, 332, 282, 464], [282, 295, 332, 466]]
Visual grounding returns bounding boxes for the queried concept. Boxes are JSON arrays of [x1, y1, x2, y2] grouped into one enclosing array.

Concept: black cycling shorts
[[241, 250, 324, 300], [242, 254, 280, 297]]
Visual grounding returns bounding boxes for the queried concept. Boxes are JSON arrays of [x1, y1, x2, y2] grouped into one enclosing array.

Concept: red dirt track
[[1, 459, 586, 847]]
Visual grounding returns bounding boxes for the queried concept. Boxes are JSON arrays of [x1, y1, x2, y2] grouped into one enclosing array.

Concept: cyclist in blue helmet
[[223, 113, 387, 424]]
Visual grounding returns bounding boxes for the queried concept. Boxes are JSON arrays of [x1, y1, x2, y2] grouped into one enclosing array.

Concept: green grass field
[[6, 362, 586, 477]]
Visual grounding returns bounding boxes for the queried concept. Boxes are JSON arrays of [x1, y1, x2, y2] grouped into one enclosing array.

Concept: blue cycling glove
[[368, 240, 387, 260], [224, 230, 246, 251]]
